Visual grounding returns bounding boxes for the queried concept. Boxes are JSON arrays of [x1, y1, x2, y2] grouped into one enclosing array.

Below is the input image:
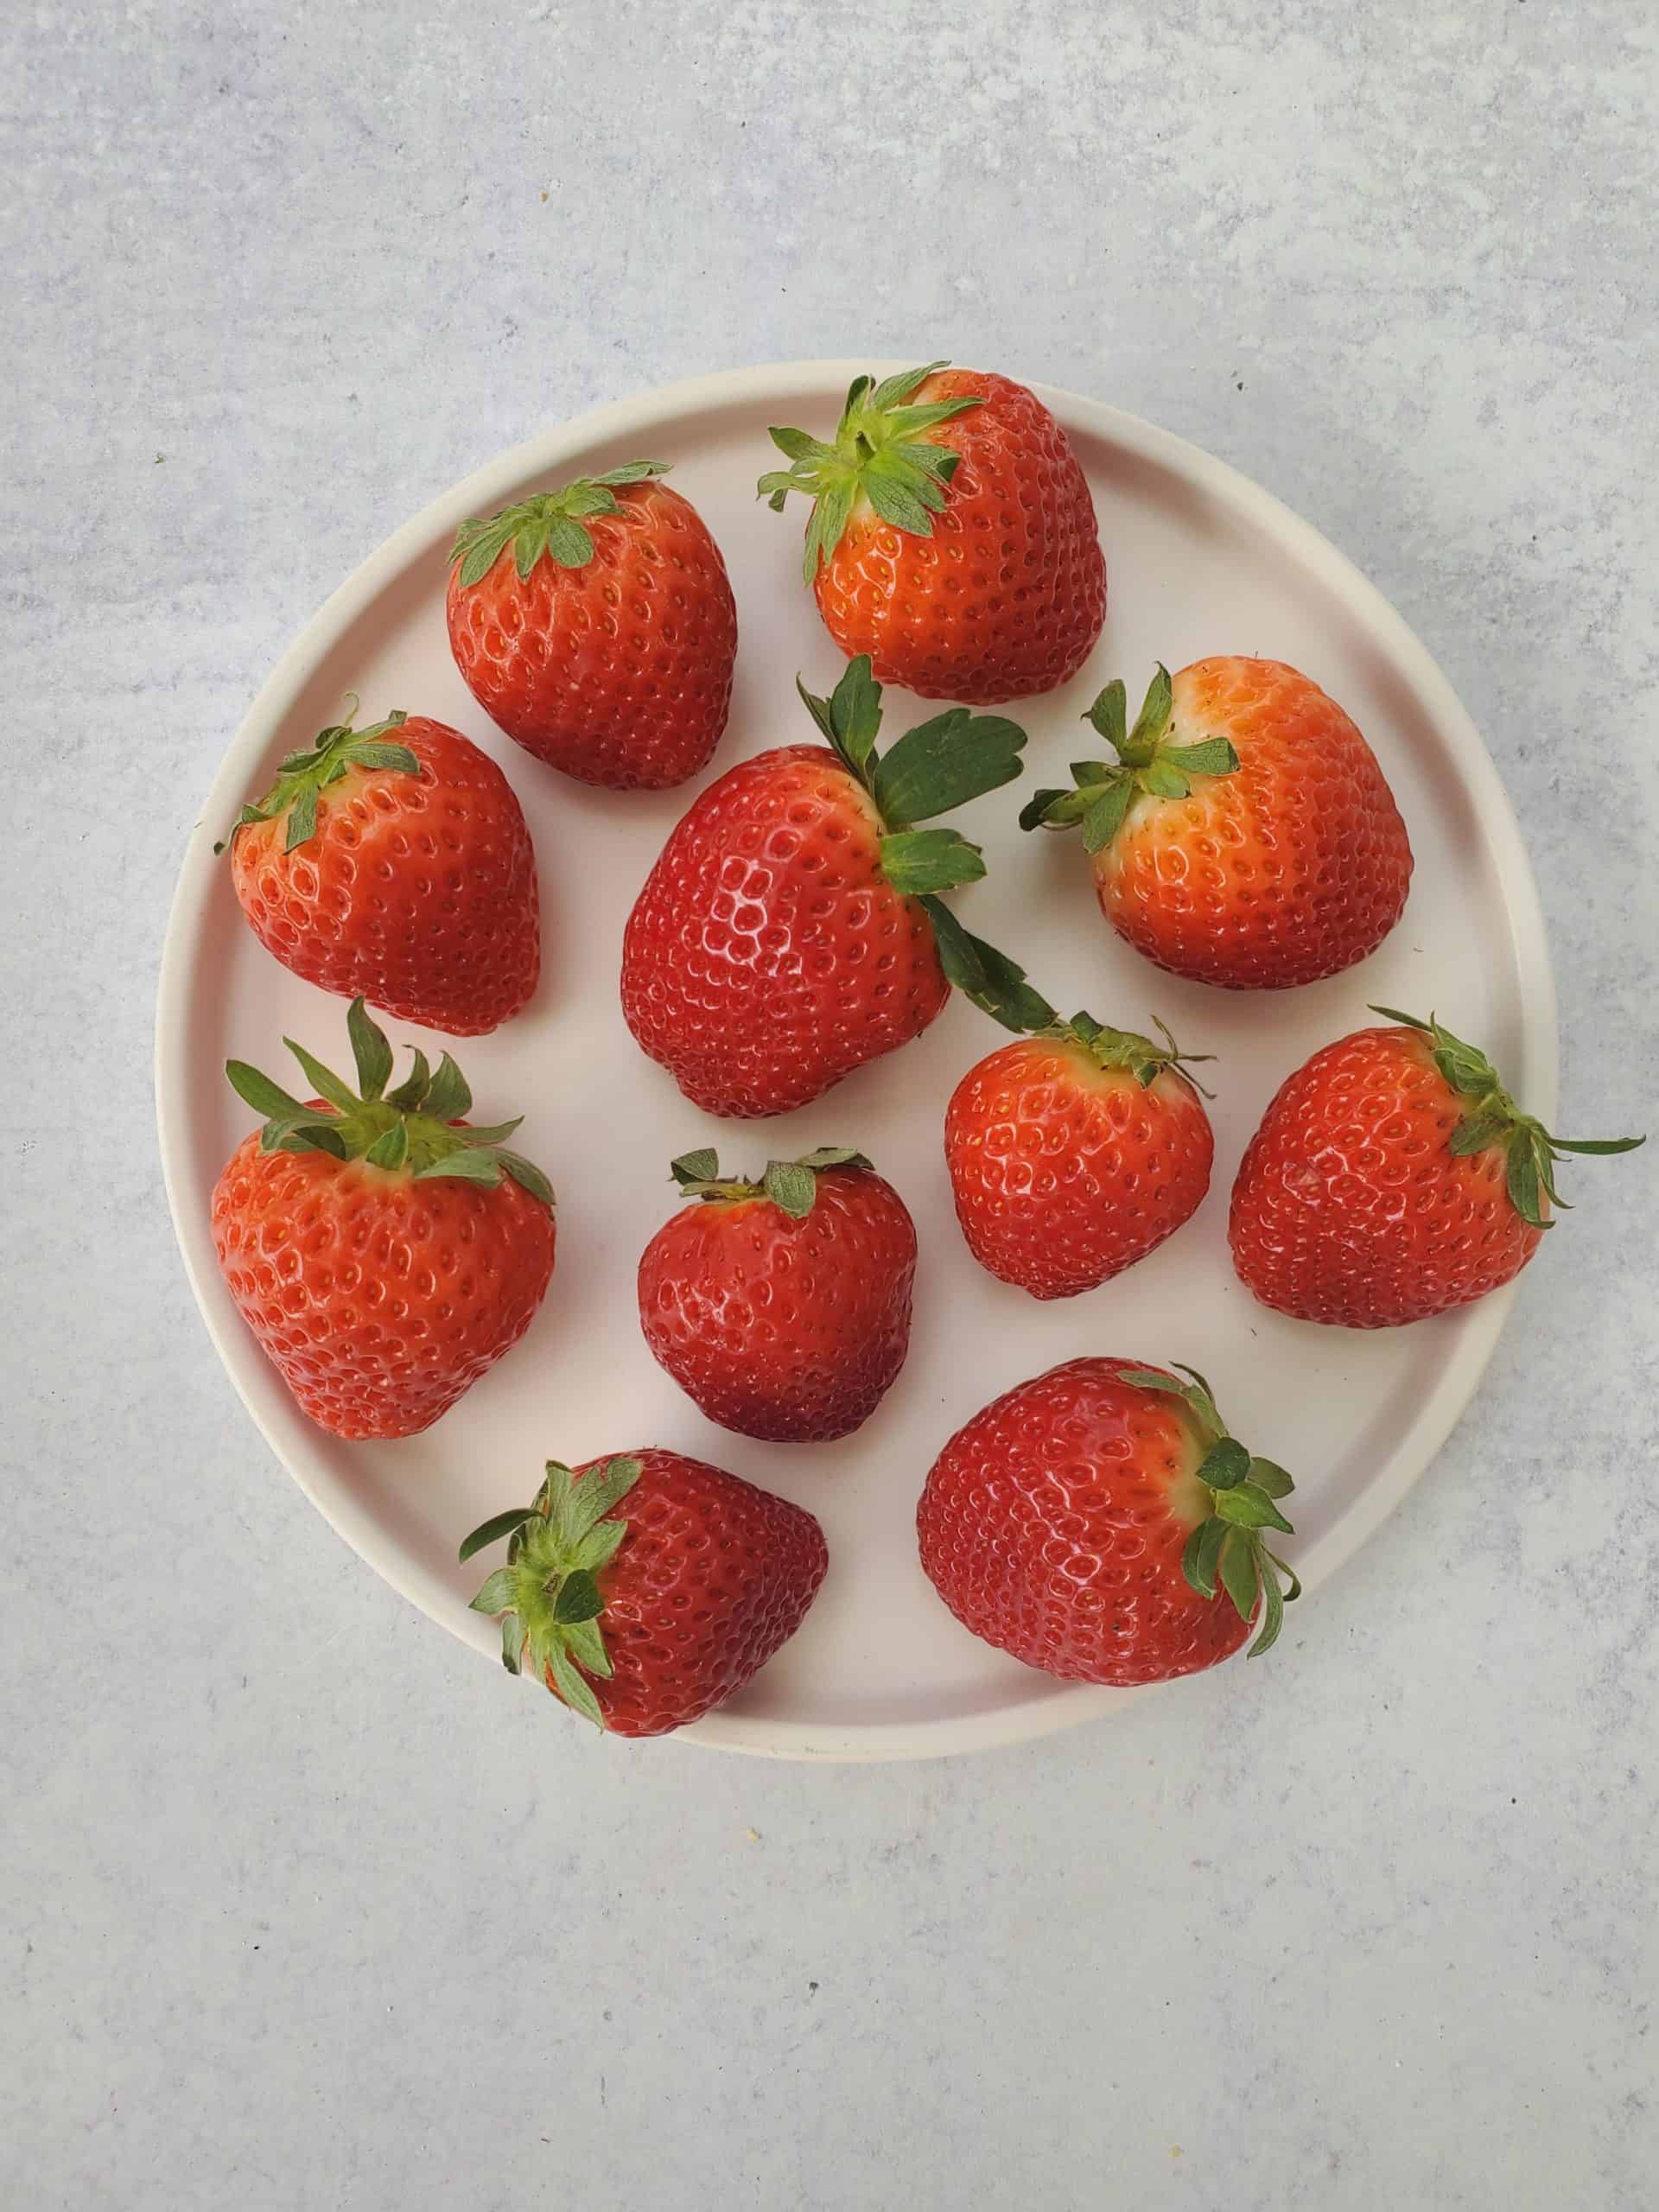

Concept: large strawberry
[[225, 706, 539, 1035], [918, 1357, 1300, 1685], [639, 1145, 916, 1441], [945, 1001, 1216, 1300], [213, 1000, 556, 1439], [447, 461, 737, 790], [1230, 1007, 1643, 1327], [759, 362, 1106, 702], [461, 1450, 827, 1735], [620, 656, 1046, 1117], [1022, 658, 1412, 988]]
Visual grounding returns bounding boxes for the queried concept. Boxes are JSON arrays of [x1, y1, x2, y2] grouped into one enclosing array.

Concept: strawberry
[[620, 656, 1046, 1118], [639, 1145, 916, 1441], [945, 1006, 1215, 1300], [760, 361, 1105, 702], [461, 1450, 827, 1736], [1022, 658, 1412, 988], [225, 706, 539, 1035], [446, 461, 737, 790], [213, 1000, 556, 1439], [1230, 1007, 1643, 1327], [918, 1357, 1300, 1685]]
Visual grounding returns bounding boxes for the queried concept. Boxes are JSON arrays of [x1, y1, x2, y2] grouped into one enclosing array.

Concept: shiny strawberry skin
[[620, 744, 950, 1117], [212, 1127, 556, 1439], [639, 1166, 917, 1441], [1095, 658, 1411, 988], [814, 370, 1105, 702], [446, 481, 737, 790], [918, 1357, 1252, 1685], [945, 1037, 1213, 1300], [1230, 1023, 1544, 1327], [230, 717, 539, 1036], [563, 1449, 828, 1736]]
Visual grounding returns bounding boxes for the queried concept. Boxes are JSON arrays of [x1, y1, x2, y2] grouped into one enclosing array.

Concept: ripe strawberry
[[639, 1145, 916, 1441], [760, 361, 1106, 702], [1230, 1007, 1643, 1327], [620, 656, 1046, 1117], [461, 1450, 828, 1736], [225, 706, 539, 1035], [918, 1357, 1300, 1685], [945, 1009, 1215, 1300], [213, 1000, 556, 1439], [1022, 658, 1412, 988], [446, 461, 737, 790]]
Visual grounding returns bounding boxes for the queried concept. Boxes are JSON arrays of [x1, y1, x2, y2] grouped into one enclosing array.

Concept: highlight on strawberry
[[1230, 1007, 1644, 1327], [461, 1451, 828, 1737], [213, 999, 556, 1440], [620, 654, 1039, 1118], [760, 361, 1106, 702], [1022, 657, 1413, 989]]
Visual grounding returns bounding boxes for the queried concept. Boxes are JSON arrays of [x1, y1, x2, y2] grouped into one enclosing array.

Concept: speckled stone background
[[5, 3, 1656, 2206]]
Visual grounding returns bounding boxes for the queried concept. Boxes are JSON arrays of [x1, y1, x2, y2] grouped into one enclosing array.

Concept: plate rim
[[156, 359, 1558, 1763]]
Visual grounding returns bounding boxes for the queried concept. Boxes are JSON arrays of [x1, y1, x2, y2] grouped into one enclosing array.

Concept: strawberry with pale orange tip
[[1021, 658, 1412, 988]]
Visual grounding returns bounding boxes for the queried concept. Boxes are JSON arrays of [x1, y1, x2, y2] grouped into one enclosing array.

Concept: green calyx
[[1019, 664, 1240, 853], [1113, 1364, 1300, 1657], [1054, 1011, 1216, 1097], [217, 700, 417, 855], [759, 361, 983, 583], [224, 996, 554, 1205], [797, 651, 1028, 903], [1370, 1007, 1644, 1231], [668, 1143, 871, 1223], [461, 1457, 644, 1726], [450, 461, 672, 589]]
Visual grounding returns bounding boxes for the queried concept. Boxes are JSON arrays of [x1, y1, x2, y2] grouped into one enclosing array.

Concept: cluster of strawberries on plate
[[213, 365, 1641, 1737]]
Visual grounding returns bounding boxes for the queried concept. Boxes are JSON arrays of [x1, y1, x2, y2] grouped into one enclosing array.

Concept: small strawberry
[[1022, 658, 1412, 989], [461, 1450, 828, 1735], [225, 705, 539, 1035], [446, 461, 737, 790], [213, 1000, 556, 1439], [945, 1003, 1216, 1300], [918, 1357, 1300, 1685], [760, 361, 1106, 702], [639, 1145, 916, 1441], [620, 655, 1046, 1118], [1230, 1007, 1644, 1327]]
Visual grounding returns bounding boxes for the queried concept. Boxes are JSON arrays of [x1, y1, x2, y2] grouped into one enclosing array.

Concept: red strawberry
[[213, 1000, 556, 1439], [446, 461, 737, 790], [1022, 658, 1412, 988], [461, 1450, 827, 1736], [226, 706, 539, 1035], [760, 362, 1105, 702], [945, 1010, 1215, 1300], [918, 1357, 1300, 1685], [639, 1145, 916, 1441], [1230, 1007, 1643, 1327], [620, 657, 1045, 1117]]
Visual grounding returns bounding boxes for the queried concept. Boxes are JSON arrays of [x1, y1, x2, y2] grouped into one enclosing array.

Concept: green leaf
[[572, 1517, 629, 1574], [809, 480, 854, 581], [452, 1117, 524, 1148], [500, 1617, 523, 1673], [413, 1148, 503, 1187], [563, 1616, 613, 1678], [1180, 1522, 1209, 1597], [1217, 1527, 1261, 1626], [828, 655, 882, 776], [794, 676, 840, 747], [564, 1456, 643, 1542], [1019, 785, 1083, 831], [1081, 779, 1134, 854], [1247, 1459, 1295, 1499], [1126, 664, 1174, 755], [264, 1116, 347, 1160], [423, 1052, 472, 1122], [1070, 760, 1116, 786], [1198, 1438, 1250, 1491], [1448, 1109, 1510, 1157], [863, 464, 936, 536], [921, 900, 1056, 1033], [1084, 680, 1127, 751], [1166, 737, 1238, 779], [1188, 1515, 1228, 1600], [545, 514, 595, 568], [454, 518, 515, 589], [868, 361, 946, 411], [468, 1568, 517, 1618], [795, 1147, 868, 1171], [226, 1060, 309, 1123], [282, 1041, 359, 1113], [878, 828, 987, 897], [1215, 1482, 1294, 1534], [364, 1121, 408, 1171], [344, 741, 420, 775], [458, 1506, 539, 1563], [346, 999, 393, 1101], [1548, 1135, 1646, 1154], [762, 1160, 817, 1218], [1140, 760, 1191, 801], [496, 1151, 555, 1207], [283, 781, 319, 851], [1506, 1140, 1545, 1229], [873, 709, 1028, 825], [671, 1147, 721, 1185], [547, 1645, 606, 1728], [1249, 1569, 1286, 1658], [1265, 1549, 1303, 1605], [560, 483, 620, 520], [589, 460, 671, 486], [386, 1049, 432, 1111], [1367, 1005, 1431, 1032], [767, 425, 833, 463], [554, 1570, 605, 1625]]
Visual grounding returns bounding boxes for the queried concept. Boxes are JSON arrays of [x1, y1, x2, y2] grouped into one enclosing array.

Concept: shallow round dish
[[156, 362, 1555, 1760]]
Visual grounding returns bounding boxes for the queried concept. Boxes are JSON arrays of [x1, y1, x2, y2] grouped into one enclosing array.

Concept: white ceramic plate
[[156, 363, 1554, 1761]]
